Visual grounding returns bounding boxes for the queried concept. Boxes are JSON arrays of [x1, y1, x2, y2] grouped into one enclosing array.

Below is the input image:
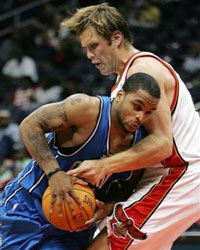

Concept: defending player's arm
[[110, 57, 174, 167], [68, 60, 173, 185], [19, 94, 97, 214], [104, 59, 173, 173], [103, 91, 172, 173]]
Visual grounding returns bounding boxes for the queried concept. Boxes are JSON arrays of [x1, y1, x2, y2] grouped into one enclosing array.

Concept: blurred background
[[0, 1, 199, 248]]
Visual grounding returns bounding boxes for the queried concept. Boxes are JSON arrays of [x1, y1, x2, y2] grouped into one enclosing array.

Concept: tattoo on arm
[[35, 102, 68, 131], [27, 131, 53, 162], [25, 98, 83, 163], [70, 96, 82, 106]]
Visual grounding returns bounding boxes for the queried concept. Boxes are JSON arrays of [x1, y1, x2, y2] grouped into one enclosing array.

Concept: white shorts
[[107, 164, 200, 250]]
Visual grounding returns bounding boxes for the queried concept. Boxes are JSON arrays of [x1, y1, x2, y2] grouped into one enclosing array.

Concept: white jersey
[[111, 51, 200, 166], [107, 52, 200, 250]]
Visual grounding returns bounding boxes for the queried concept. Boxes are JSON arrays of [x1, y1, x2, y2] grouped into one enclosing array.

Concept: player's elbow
[[19, 117, 27, 131], [19, 117, 31, 137], [161, 136, 173, 159], [19, 114, 39, 138]]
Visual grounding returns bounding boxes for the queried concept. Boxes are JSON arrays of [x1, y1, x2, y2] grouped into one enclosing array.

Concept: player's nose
[[87, 48, 95, 60], [136, 112, 144, 124]]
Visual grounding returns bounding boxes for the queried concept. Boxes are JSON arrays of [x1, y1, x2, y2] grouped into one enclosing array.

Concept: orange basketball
[[42, 184, 96, 231]]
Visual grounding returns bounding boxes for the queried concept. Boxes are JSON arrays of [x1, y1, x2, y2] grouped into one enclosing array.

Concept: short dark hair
[[123, 73, 160, 99]]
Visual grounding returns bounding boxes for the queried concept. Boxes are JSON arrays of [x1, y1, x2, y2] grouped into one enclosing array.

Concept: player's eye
[[134, 104, 141, 111], [90, 43, 98, 50], [145, 111, 152, 115]]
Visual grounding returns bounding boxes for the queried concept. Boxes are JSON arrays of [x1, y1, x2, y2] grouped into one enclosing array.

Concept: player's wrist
[[100, 157, 111, 175], [46, 168, 64, 179]]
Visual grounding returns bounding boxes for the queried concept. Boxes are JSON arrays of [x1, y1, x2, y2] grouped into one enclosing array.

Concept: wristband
[[46, 168, 64, 179]]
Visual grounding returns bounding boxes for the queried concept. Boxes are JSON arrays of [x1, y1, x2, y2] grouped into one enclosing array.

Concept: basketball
[[42, 184, 96, 231]]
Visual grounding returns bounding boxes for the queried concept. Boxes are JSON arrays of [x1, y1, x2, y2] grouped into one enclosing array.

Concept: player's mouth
[[95, 63, 102, 69], [127, 122, 140, 131]]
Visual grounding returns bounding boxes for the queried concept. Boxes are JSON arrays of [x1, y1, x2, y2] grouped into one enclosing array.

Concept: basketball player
[[0, 73, 160, 249], [62, 3, 200, 249]]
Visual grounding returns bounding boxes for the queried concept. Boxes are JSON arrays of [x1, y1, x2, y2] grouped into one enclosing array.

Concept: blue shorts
[[0, 181, 95, 250]]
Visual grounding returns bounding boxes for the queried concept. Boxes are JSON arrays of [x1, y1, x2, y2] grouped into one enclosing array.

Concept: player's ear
[[111, 30, 123, 46], [115, 89, 125, 102]]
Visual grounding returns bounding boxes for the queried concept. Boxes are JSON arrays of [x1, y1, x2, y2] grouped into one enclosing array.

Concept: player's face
[[80, 26, 120, 75], [116, 89, 159, 133]]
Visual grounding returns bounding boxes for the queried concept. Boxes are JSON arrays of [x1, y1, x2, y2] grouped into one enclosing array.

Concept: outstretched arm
[[68, 95, 172, 186], [68, 61, 173, 185]]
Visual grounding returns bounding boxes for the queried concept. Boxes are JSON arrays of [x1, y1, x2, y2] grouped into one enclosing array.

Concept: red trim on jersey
[[109, 146, 187, 250], [111, 53, 179, 113], [110, 52, 140, 93], [161, 142, 187, 168]]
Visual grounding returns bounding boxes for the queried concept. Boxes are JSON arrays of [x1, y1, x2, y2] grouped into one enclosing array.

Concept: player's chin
[[124, 125, 136, 133], [100, 70, 110, 75], [99, 68, 112, 75]]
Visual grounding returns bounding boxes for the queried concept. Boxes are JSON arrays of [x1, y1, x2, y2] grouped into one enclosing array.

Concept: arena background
[[0, 1, 199, 249]]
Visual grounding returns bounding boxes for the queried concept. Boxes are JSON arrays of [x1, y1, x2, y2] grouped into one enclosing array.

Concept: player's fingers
[[75, 224, 90, 231], [56, 195, 63, 217], [85, 210, 100, 225], [73, 177, 88, 186], [67, 167, 88, 177], [50, 193, 56, 213], [95, 199, 105, 208], [65, 193, 76, 213], [70, 190, 82, 206], [85, 217, 96, 225], [67, 169, 78, 176]]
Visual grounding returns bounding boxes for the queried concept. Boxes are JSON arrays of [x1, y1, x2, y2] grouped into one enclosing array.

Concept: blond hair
[[61, 3, 132, 43]]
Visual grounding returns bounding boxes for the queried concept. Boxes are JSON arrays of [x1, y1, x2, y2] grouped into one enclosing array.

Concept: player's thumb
[[66, 169, 77, 176]]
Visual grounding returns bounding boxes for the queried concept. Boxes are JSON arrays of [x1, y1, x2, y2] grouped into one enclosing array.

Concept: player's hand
[[74, 200, 115, 231], [48, 171, 88, 216], [67, 159, 106, 187]]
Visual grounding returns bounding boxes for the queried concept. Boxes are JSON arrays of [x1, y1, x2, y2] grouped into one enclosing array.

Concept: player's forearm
[[19, 118, 59, 175], [104, 134, 172, 174]]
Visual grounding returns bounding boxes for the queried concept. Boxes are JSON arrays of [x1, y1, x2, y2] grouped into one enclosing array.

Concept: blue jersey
[[14, 95, 112, 198], [0, 96, 144, 250], [7, 96, 143, 199]]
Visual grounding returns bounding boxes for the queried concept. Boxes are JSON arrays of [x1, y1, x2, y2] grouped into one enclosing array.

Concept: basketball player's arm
[[19, 94, 96, 213], [101, 60, 173, 172], [102, 87, 173, 172], [68, 103, 172, 185], [68, 61, 173, 185]]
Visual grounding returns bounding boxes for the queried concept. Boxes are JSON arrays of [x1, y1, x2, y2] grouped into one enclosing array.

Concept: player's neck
[[116, 45, 139, 74]]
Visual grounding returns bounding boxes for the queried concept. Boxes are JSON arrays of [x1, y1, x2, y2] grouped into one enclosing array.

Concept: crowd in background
[[0, 0, 200, 231]]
